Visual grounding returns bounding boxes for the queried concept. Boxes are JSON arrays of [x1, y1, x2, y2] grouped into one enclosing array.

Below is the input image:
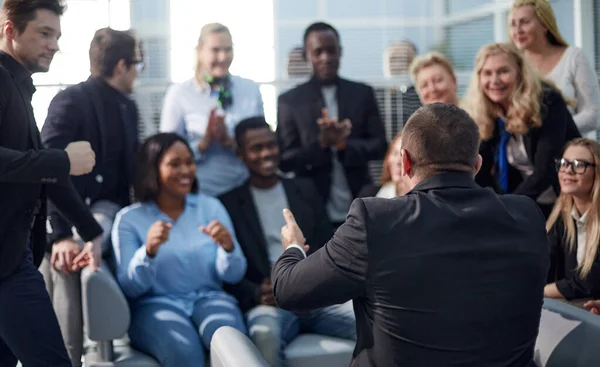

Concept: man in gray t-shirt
[[219, 117, 356, 367]]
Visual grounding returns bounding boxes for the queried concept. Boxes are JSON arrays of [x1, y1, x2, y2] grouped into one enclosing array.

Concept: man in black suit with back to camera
[[273, 103, 549, 366], [0, 1, 103, 366]]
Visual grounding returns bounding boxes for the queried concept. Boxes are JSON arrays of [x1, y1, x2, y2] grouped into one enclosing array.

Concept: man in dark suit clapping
[[273, 103, 549, 367], [276, 22, 388, 228]]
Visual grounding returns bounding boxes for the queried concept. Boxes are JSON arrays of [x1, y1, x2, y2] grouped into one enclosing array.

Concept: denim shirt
[[112, 193, 247, 314], [159, 75, 264, 196]]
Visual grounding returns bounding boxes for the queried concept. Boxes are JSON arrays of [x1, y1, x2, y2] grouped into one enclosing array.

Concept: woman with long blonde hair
[[545, 138, 600, 301], [463, 42, 580, 216], [160, 23, 264, 197], [510, 0, 600, 140]]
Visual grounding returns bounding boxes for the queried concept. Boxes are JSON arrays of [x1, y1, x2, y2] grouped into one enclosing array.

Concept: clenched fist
[[200, 220, 234, 252], [146, 221, 172, 257], [65, 141, 96, 176]]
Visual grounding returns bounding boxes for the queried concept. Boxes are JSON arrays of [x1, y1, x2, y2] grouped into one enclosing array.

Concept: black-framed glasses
[[555, 158, 596, 174], [128, 59, 144, 73]]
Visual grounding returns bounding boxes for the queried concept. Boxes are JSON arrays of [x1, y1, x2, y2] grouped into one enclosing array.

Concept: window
[[30, 0, 130, 129], [444, 16, 495, 71]]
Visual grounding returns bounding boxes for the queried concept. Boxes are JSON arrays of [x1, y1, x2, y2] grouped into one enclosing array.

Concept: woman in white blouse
[[160, 23, 264, 197], [510, 0, 600, 140], [545, 138, 600, 303]]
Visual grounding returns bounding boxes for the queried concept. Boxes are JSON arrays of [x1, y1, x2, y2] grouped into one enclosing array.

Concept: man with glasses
[[40, 27, 142, 367]]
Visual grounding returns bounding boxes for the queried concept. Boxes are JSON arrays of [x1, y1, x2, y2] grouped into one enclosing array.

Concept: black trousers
[[0, 247, 71, 367]]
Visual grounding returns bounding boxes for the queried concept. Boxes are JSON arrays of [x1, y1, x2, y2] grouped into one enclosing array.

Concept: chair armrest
[[535, 298, 600, 366], [210, 326, 269, 367], [81, 264, 130, 341]]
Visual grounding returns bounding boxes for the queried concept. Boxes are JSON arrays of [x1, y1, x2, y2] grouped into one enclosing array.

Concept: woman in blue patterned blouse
[[112, 133, 248, 366]]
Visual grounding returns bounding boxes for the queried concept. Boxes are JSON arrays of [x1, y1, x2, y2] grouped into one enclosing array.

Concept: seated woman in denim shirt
[[112, 133, 247, 367]]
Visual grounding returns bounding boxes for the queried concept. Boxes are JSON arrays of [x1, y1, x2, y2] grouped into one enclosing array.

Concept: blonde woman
[[545, 138, 600, 302], [160, 23, 264, 197], [409, 51, 459, 105], [510, 0, 600, 139], [463, 43, 580, 216]]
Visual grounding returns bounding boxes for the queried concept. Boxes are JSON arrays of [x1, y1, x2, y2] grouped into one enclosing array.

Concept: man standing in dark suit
[[0, 1, 103, 366], [219, 117, 356, 366], [40, 27, 142, 367], [276, 22, 388, 227], [273, 103, 550, 366]]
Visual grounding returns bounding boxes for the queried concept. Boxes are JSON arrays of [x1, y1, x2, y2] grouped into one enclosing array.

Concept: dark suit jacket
[[276, 76, 388, 202], [548, 219, 600, 300], [476, 86, 581, 198], [219, 178, 333, 312], [272, 172, 548, 367], [41, 77, 139, 247], [0, 53, 102, 278]]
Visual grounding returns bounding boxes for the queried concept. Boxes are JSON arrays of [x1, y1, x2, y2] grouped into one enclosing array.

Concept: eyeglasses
[[135, 61, 144, 74], [128, 59, 144, 73], [555, 158, 596, 174]]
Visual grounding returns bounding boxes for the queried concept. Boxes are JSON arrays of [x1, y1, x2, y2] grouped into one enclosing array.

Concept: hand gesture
[[200, 220, 234, 252], [280, 209, 309, 252], [72, 235, 102, 272], [584, 300, 600, 315], [51, 237, 82, 274], [198, 108, 233, 152], [65, 141, 96, 176], [146, 221, 172, 257], [257, 277, 275, 306], [335, 118, 352, 149], [317, 108, 339, 148]]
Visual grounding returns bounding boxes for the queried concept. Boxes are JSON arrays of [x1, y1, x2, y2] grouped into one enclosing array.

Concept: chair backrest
[[535, 298, 600, 367], [81, 264, 131, 341], [210, 326, 269, 367]]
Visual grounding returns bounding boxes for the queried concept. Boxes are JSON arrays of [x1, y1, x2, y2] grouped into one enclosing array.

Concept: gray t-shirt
[[250, 182, 289, 265], [321, 86, 353, 223]]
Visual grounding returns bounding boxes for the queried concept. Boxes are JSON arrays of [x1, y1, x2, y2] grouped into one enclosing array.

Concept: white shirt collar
[[571, 207, 589, 225]]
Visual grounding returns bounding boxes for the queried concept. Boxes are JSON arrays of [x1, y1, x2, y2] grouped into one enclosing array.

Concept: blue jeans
[[0, 248, 71, 367], [128, 294, 247, 367], [246, 301, 356, 367]]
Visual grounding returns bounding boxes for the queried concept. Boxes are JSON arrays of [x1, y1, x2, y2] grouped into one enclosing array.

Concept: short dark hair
[[1, 0, 65, 34], [302, 21, 340, 50], [234, 116, 272, 149], [401, 103, 480, 178], [89, 27, 139, 78], [134, 133, 198, 203]]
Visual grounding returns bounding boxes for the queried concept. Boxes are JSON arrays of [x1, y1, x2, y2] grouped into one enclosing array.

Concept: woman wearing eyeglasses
[[545, 138, 600, 303], [160, 23, 264, 197]]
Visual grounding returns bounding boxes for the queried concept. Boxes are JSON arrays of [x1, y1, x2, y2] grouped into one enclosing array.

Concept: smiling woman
[[545, 138, 600, 303], [463, 43, 581, 216]]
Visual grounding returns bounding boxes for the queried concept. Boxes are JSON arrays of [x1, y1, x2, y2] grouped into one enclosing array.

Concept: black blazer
[[218, 178, 333, 312], [0, 53, 102, 278], [272, 172, 548, 367], [476, 86, 581, 198], [548, 218, 600, 300], [41, 77, 139, 246], [357, 184, 381, 198], [276, 76, 388, 202]]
